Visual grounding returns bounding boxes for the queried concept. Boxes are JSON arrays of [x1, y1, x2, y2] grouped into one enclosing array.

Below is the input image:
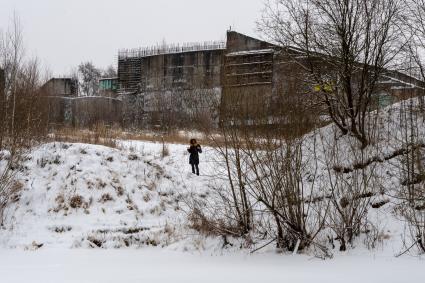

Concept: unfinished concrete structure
[[118, 41, 224, 128], [117, 31, 425, 129], [221, 32, 277, 124]]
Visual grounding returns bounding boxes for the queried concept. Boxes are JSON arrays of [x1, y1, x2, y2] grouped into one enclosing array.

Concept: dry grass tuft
[[188, 208, 242, 237], [99, 193, 114, 203], [69, 195, 84, 208]]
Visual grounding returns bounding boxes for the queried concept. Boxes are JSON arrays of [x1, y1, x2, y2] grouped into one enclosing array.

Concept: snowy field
[[0, 248, 423, 283]]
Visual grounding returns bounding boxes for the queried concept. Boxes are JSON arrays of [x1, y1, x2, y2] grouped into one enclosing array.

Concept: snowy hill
[[0, 141, 216, 250]]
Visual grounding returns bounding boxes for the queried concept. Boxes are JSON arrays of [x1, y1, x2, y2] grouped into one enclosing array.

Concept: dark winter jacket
[[187, 144, 202, 165]]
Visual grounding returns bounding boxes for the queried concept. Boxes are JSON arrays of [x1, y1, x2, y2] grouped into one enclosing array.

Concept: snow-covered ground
[[1, 98, 425, 282], [0, 248, 424, 283], [0, 141, 219, 250]]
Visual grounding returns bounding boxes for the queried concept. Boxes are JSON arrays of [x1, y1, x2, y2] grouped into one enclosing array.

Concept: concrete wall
[[119, 49, 223, 128], [0, 68, 4, 99], [226, 31, 274, 53], [42, 78, 78, 97], [44, 96, 122, 127], [221, 32, 276, 122], [72, 97, 122, 127], [139, 50, 222, 92]]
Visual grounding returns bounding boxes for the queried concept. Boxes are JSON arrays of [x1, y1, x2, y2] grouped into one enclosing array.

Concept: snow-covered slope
[[1, 97, 424, 256], [0, 141, 216, 250]]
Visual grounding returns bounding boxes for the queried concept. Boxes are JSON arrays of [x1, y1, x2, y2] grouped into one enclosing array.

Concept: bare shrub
[[363, 223, 388, 250], [87, 235, 105, 248], [210, 125, 253, 235], [0, 14, 49, 225], [128, 154, 138, 161], [0, 157, 19, 225], [242, 132, 329, 253], [188, 207, 243, 237], [143, 192, 151, 203], [69, 195, 84, 209], [319, 126, 381, 251], [99, 193, 114, 203], [394, 99, 425, 254], [0, 13, 49, 152], [114, 186, 124, 197], [161, 139, 170, 158]]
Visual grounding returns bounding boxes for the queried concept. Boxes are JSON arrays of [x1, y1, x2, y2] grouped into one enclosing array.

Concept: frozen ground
[[1, 98, 425, 282], [0, 248, 423, 283]]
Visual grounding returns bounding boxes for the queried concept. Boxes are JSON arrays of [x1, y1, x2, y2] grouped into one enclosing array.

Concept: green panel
[[100, 79, 118, 91]]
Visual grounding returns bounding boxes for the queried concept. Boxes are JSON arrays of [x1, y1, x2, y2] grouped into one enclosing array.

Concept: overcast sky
[[0, 0, 265, 76]]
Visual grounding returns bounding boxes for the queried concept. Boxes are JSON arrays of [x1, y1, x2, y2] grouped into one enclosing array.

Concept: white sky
[[0, 0, 265, 76]]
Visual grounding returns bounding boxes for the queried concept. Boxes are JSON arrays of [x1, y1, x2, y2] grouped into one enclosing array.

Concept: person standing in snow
[[187, 139, 202, 175]]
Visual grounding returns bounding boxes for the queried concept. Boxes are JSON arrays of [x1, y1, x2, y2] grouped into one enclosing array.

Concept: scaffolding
[[118, 56, 142, 94]]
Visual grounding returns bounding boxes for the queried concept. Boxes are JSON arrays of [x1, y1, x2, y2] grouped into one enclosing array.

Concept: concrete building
[[118, 41, 224, 128], [42, 78, 78, 97], [117, 31, 425, 129]]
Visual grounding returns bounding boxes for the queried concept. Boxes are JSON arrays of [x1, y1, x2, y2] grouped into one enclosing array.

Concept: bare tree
[[78, 62, 101, 96], [403, 0, 425, 112], [406, 1, 425, 77], [102, 65, 117, 78], [320, 129, 381, 251], [394, 96, 425, 254], [258, 0, 403, 148], [0, 12, 25, 149], [241, 128, 330, 254], [0, 13, 47, 225]]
